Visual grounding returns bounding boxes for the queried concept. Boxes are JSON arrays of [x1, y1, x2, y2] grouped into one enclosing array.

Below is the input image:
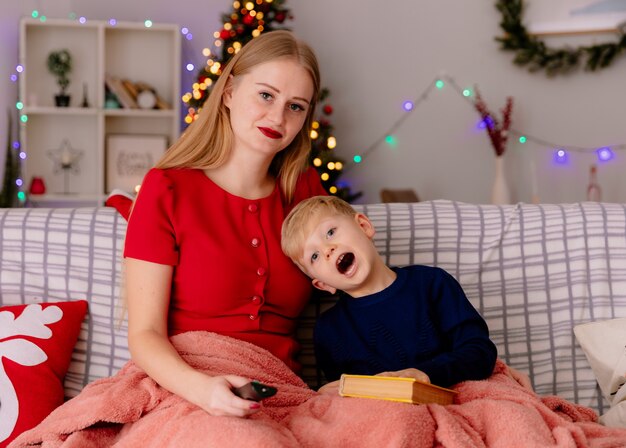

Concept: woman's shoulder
[[144, 167, 197, 180], [135, 168, 202, 205], [142, 167, 202, 189], [293, 166, 327, 198], [297, 166, 322, 184]]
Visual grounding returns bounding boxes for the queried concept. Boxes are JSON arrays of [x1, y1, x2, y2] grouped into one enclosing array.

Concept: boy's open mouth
[[336, 252, 355, 274]]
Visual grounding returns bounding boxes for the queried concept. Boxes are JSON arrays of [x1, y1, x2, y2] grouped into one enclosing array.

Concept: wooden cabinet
[[19, 18, 181, 206]]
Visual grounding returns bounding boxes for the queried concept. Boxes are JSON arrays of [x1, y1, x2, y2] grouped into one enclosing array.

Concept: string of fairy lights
[[343, 73, 626, 174], [9, 9, 625, 203], [8, 10, 200, 203]]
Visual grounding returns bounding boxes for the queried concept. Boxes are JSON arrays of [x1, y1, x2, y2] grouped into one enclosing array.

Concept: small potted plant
[[47, 49, 72, 107]]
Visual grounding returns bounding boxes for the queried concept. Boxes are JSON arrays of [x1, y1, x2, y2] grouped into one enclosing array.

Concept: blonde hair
[[281, 195, 356, 264], [156, 30, 321, 203]]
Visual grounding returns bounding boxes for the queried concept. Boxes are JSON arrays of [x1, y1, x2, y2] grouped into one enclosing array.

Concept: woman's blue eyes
[[260, 92, 305, 111]]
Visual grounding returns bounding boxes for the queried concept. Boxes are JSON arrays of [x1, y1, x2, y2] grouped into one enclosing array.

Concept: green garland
[[495, 0, 626, 75]]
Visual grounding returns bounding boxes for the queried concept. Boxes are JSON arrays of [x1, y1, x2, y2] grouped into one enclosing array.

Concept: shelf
[[19, 18, 181, 207], [23, 106, 99, 116], [27, 193, 106, 208], [103, 108, 177, 118], [22, 107, 176, 118]]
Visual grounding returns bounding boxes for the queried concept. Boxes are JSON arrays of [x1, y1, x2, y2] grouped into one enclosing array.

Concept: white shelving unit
[[19, 18, 181, 207]]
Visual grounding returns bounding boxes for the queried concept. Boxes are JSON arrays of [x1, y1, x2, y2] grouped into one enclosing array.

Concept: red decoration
[[275, 12, 286, 23], [473, 89, 513, 157], [323, 104, 333, 115], [29, 176, 46, 195], [219, 29, 230, 40], [243, 14, 254, 25]]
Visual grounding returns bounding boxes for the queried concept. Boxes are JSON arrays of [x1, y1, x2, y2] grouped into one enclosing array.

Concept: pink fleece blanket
[[10, 331, 626, 447]]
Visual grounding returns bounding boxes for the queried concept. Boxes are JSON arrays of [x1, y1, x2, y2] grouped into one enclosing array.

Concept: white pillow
[[574, 317, 626, 428]]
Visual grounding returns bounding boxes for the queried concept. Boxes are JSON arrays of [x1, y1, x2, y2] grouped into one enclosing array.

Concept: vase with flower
[[47, 49, 72, 107], [474, 89, 514, 205]]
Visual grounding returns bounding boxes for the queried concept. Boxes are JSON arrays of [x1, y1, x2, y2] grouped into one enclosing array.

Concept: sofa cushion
[[574, 317, 626, 427], [0, 300, 87, 447], [105, 189, 134, 221], [574, 317, 626, 402]]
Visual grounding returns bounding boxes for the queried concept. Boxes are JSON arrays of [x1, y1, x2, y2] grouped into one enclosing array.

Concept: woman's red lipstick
[[258, 127, 283, 139]]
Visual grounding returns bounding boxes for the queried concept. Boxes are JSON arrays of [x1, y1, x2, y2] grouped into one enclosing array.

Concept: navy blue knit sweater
[[314, 265, 497, 388]]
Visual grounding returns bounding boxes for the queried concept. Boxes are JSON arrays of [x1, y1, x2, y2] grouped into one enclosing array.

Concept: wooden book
[[339, 374, 457, 405], [104, 74, 138, 109], [121, 79, 139, 101]]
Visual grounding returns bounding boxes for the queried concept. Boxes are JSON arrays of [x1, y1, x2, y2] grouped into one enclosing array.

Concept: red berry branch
[[473, 89, 514, 157]]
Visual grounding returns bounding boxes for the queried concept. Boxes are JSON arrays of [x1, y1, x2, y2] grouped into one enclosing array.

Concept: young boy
[[281, 196, 497, 390]]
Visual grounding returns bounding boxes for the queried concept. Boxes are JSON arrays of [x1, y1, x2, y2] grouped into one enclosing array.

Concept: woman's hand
[[375, 368, 430, 383], [189, 373, 263, 417], [125, 259, 261, 418]]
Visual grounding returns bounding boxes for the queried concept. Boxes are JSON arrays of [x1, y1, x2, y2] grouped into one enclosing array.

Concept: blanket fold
[[10, 331, 626, 448]]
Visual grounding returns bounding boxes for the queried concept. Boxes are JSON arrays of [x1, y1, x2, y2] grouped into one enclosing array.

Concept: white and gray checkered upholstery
[[0, 207, 128, 398], [2, 201, 625, 415]]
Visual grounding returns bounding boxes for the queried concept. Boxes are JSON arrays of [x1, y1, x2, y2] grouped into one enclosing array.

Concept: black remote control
[[233, 380, 278, 401]]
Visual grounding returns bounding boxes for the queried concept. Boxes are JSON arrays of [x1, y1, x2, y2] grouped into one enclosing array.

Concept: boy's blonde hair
[[281, 195, 356, 264]]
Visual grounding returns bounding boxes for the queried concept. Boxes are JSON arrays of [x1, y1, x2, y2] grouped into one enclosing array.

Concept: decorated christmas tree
[[309, 89, 361, 202], [182, 0, 360, 202], [0, 111, 22, 208]]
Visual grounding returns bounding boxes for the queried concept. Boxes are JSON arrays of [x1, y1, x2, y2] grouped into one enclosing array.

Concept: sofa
[[1, 200, 625, 444]]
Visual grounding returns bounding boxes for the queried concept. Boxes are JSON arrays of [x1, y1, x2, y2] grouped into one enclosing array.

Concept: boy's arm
[[414, 269, 498, 387], [416, 321, 497, 387]]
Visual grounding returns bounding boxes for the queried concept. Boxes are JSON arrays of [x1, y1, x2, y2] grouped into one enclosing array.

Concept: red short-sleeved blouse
[[123, 167, 326, 371]]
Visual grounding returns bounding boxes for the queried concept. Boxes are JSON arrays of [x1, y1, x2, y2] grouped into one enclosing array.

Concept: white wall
[[2, 0, 625, 204]]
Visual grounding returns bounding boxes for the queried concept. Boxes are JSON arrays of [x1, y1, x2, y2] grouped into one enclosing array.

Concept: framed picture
[[106, 134, 168, 193], [526, 0, 626, 35]]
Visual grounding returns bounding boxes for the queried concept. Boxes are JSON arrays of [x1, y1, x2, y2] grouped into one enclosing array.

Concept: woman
[[124, 30, 327, 418]]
